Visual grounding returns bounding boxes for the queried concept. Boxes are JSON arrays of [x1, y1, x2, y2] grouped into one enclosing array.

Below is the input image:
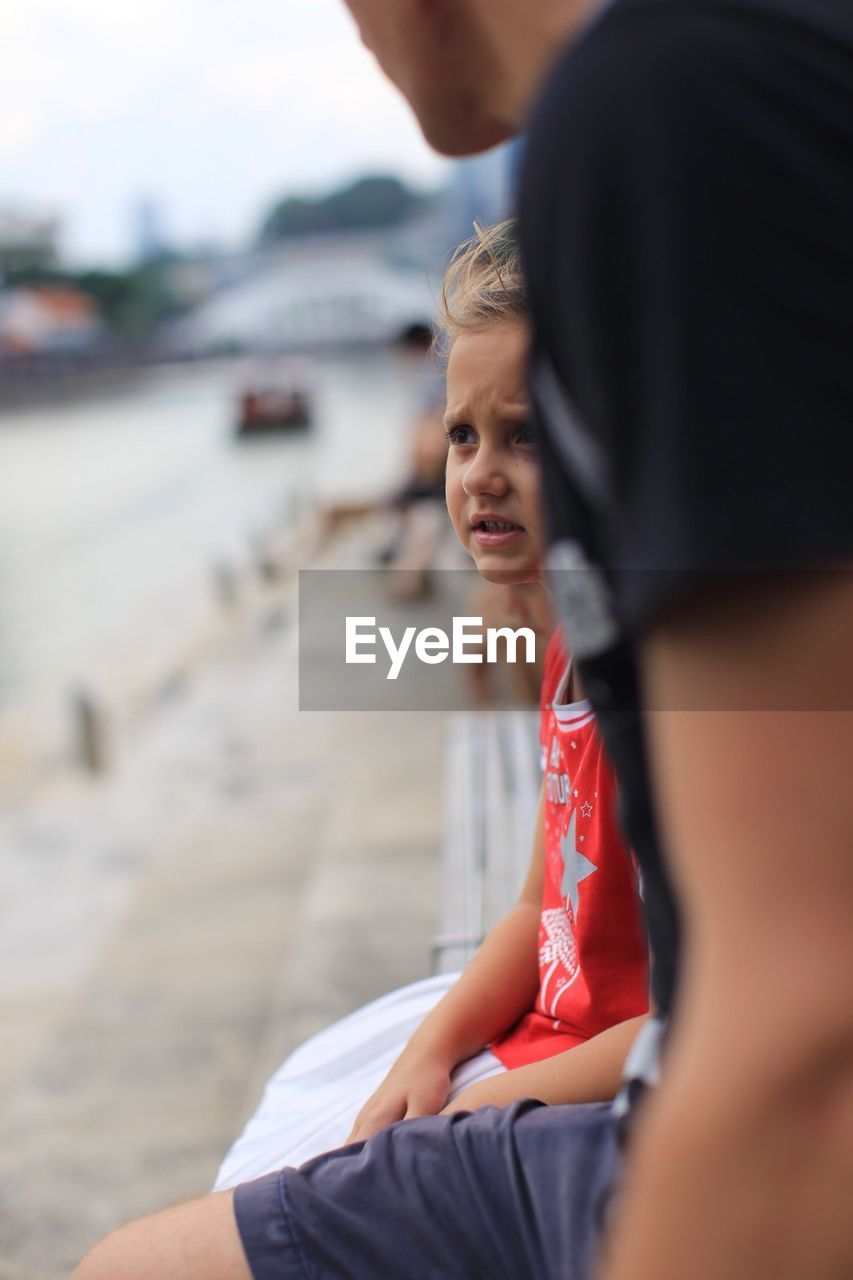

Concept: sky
[[0, 0, 451, 267]]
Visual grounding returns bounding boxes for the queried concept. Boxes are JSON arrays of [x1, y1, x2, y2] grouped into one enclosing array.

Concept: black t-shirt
[[520, 0, 853, 1034]]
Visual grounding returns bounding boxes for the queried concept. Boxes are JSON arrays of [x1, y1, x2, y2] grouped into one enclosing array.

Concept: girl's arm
[[442, 1011, 649, 1113], [347, 782, 546, 1143], [445, 935, 654, 1114]]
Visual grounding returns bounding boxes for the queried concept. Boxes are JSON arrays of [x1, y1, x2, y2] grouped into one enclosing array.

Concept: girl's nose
[[462, 447, 509, 498]]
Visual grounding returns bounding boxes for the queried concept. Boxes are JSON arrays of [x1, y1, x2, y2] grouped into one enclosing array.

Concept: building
[[0, 285, 102, 356], [444, 142, 521, 243], [0, 209, 60, 280]]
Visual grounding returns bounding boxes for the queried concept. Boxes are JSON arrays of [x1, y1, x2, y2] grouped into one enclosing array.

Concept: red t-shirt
[[491, 631, 648, 1069]]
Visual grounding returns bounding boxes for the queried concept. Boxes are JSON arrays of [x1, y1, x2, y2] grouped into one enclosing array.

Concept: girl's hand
[[346, 1049, 453, 1145]]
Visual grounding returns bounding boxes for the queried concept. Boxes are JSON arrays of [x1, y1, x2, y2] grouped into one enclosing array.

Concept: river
[[0, 350, 420, 721]]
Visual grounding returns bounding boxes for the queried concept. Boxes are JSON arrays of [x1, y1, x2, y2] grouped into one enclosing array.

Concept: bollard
[[71, 687, 108, 774], [249, 529, 284, 584]]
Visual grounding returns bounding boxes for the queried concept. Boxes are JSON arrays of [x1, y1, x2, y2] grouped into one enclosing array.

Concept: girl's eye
[[514, 422, 536, 448], [446, 424, 476, 446]]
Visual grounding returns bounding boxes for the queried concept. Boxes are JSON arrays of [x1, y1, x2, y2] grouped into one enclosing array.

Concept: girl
[[215, 221, 648, 1189]]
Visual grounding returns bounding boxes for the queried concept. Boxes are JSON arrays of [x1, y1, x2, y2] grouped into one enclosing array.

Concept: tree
[[258, 174, 432, 245]]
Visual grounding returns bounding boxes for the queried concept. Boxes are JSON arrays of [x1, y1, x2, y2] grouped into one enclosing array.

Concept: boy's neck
[[568, 665, 585, 702], [476, 0, 601, 127]]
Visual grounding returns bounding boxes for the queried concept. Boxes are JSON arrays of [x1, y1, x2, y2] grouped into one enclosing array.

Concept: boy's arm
[[347, 783, 546, 1142], [442, 1011, 648, 1112], [602, 569, 853, 1280]]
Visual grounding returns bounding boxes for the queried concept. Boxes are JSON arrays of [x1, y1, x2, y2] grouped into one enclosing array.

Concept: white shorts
[[214, 971, 506, 1189]]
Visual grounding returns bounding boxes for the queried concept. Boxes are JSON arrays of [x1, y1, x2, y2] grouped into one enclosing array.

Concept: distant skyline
[[1, 0, 451, 267]]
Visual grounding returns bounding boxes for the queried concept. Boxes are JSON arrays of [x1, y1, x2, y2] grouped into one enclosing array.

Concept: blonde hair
[[437, 218, 526, 353]]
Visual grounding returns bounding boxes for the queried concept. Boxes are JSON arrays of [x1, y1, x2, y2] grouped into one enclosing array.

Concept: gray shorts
[[233, 1100, 619, 1280]]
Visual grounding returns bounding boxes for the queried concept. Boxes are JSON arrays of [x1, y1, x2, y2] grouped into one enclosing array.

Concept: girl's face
[[445, 320, 543, 584]]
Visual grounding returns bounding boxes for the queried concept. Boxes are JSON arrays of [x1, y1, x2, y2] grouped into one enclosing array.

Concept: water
[[0, 350, 418, 720]]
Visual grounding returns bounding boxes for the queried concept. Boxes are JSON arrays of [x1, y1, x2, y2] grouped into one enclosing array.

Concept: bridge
[[168, 229, 440, 355]]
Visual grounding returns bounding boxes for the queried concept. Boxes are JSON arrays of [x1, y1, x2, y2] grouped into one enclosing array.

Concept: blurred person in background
[[74, 0, 853, 1277], [381, 323, 456, 599]]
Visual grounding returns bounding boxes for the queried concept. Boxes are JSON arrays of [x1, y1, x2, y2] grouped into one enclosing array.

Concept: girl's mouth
[[471, 517, 525, 547]]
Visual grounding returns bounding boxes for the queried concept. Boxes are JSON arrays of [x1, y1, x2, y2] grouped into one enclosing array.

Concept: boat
[[235, 361, 312, 437]]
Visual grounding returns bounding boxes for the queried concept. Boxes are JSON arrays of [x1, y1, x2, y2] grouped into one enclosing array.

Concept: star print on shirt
[[580, 801, 593, 819], [560, 809, 596, 919]]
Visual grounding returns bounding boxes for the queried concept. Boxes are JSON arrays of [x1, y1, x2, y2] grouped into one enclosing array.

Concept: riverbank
[[0, 513, 449, 1278]]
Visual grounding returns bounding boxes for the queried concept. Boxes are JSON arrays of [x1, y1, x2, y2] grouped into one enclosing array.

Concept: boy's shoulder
[[527, 0, 853, 167]]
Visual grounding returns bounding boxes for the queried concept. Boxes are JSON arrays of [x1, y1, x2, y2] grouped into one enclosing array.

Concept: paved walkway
[[0, 527, 447, 1278]]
